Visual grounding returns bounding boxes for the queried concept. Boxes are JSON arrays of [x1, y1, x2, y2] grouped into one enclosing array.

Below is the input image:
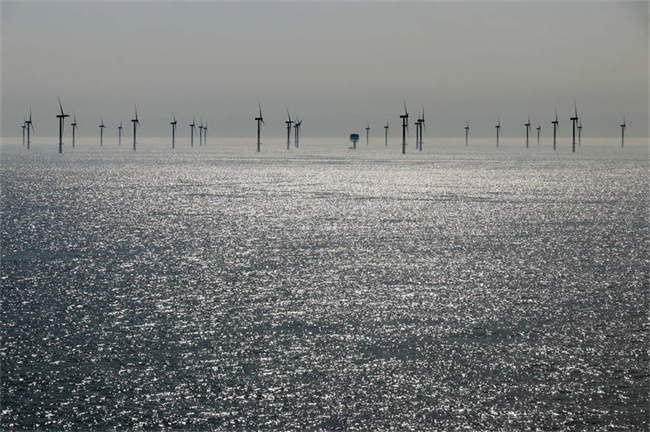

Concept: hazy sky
[[2, 0, 648, 140]]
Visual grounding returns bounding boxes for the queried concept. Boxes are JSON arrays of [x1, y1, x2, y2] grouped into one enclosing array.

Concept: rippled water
[[2, 142, 648, 430]]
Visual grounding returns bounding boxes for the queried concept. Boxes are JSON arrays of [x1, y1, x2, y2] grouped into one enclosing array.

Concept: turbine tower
[[171, 114, 177, 149], [400, 101, 409, 155], [56, 98, 69, 154], [525, 115, 531, 148], [365, 122, 370, 146], [25, 109, 34, 150], [570, 101, 579, 153], [419, 108, 426, 151], [255, 100, 264, 153], [118, 119, 123, 146], [131, 104, 140, 151], [99, 117, 106, 147], [285, 110, 294, 150], [70, 113, 78, 148], [495, 118, 501, 148], [203, 122, 208, 146], [189, 116, 196, 147], [620, 116, 626, 148], [21, 119, 26, 147], [552, 108, 559, 151], [536, 123, 541, 145], [464, 120, 470, 146], [384, 121, 389, 147], [198, 120, 204, 146]]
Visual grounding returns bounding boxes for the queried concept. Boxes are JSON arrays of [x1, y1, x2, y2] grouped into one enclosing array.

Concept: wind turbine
[[400, 101, 409, 155], [70, 112, 78, 148], [536, 123, 541, 145], [131, 104, 140, 151], [56, 98, 69, 154], [285, 110, 294, 150], [577, 119, 582, 147], [365, 122, 370, 146], [384, 121, 389, 147], [525, 115, 531, 148], [189, 116, 196, 147], [620, 116, 626, 148], [21, 118, 26, 147], [552, 108, 559, 151], [118, 119, 123, 146], [198, 120, 204, 146], [495, 118, 501, 148], [25, 108, 34, 150], [203, 122, 208, 146], [294, 117, 301, 148], [171, 114, 177, 149], [419, 108, 426, 151], [464, 120, 470, 146], [255, 100, 264, 153], [99, 117, 106, 147], [570, 101, 579, 153]]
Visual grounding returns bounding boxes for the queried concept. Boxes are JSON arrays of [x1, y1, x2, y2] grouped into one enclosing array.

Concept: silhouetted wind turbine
[[25, 108, 34, 150], [400, 101, 409, 155], [464, 120, 470, 146], [204, 122, 208, 146], [56, 98, 69, 154], [525, 115, 531, 148], [384, 121, 389, 147], [294, 117, 301, 148], [171, 114, 177, 149], [285, 110, 293, 150], [21, 118, 26, 147], [419, 108, 426, 151], [99, 117, 106, 147], [365, 122, 370, 146], [536, 123, 541, 146], [552, 108, 559, 151], [495, 118, 501, 147], [620, 116, 626, 148], [131, 104, 140, 151], [70, 113, 78, 148], [118, 119, 123, 146], [570, 101, 579, 153], [189, 116, 196, 147], [255, 100, 264, 153], [577, 119, 582, 147], [199, 120, 205, 146]]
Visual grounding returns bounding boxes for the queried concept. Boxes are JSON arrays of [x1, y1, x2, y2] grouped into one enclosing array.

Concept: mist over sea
[[2, 141, 648, 430]]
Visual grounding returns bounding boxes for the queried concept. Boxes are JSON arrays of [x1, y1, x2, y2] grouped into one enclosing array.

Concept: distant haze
[[2, 1, 648, 141]]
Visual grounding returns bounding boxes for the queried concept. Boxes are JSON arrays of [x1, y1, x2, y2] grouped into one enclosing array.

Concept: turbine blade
[[58, 97, 64, 116]]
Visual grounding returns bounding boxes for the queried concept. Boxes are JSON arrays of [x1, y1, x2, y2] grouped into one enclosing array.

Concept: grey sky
[[2, 1, 648, 140]]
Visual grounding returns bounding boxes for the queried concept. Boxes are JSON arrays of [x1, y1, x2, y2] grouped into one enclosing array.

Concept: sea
[[1, 139, 648, 430]]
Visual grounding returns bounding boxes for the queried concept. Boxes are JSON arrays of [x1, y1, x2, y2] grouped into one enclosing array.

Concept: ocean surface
[[2, 141, 648, 430]]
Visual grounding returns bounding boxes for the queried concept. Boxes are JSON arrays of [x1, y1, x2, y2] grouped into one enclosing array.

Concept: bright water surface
[[2, 141, 648, 430]]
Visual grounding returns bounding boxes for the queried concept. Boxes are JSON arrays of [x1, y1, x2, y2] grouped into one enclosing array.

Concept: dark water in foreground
[[2, 143, 648, 430]]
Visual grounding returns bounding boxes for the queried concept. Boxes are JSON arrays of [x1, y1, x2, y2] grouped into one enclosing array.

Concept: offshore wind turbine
[[285, 110, 293, 150], [570, 101, 579, 153], [365, 122, 370, 146], [131, 104, 140, 151], [419, 108, 426, 151], [495, 118, 501, 147], [171, 114, 177, 149], [118, 119, 123, 146], [620, 116, 626, 148], [203, 122, 208, 146], [56, 98, 69, 154], [25, 108, 34, 150], [552, 108, 559, 151], [70, 113, 78, 148], [255, 100, 264, 153], [294, 117, 301, 148], [21, 118, 26, 146], [99, 117, 106, 147], [525, 115, 531, 148], [400, 101, 409, 155], [384, 121, 389, 147], [577, 119, 582, 147], [189, 116, 196, 147], [464, 120, 470, 146], [199, 121, 205, 146], [536, 123, 541, 145]]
